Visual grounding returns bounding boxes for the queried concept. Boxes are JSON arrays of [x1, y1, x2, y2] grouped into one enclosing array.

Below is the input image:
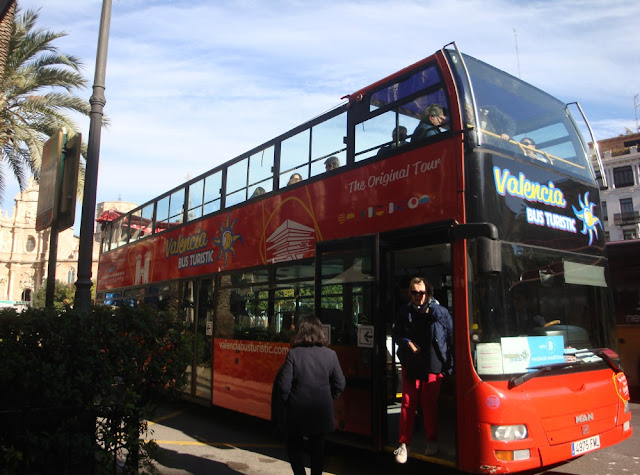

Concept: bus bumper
[[538, 422, 633, 467]]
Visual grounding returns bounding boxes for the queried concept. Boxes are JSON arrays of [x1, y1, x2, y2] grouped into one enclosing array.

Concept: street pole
[[75, 0, 112, 313]]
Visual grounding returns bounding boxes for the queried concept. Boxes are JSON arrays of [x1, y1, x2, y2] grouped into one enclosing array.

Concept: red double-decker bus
[[96, 43, 632, 473]]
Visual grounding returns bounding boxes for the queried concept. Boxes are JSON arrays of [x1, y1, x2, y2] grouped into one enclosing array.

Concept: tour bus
[[95, 42, 632, 473]]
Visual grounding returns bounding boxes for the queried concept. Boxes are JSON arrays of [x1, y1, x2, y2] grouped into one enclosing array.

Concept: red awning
[[96, 209, 123, 223]]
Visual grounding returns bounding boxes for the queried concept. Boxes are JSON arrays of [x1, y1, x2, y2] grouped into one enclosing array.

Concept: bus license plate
[[571, 435, 600, 456]]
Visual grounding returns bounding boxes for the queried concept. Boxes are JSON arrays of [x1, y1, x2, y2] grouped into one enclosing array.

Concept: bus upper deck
[[97, 44, 599, 260]]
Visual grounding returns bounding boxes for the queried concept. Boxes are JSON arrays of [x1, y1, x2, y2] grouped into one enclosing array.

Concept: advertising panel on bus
[[97, 139, 459, 291], [467, 155, 605, 253]]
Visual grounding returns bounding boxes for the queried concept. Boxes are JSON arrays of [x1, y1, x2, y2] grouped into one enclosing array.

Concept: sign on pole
[[58, 133, 82, 231], [36, 130, 64, 232], [35, 130, 81, 232]]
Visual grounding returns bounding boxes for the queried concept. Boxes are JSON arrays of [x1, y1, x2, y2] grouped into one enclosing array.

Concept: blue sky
[[4, 0, 640, 227]]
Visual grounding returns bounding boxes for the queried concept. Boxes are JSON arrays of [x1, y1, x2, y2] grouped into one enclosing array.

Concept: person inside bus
[[279, 311, 296, 341], [520, 137, 548, 163], [287, 173, 303, 185], [251, 186, 266, 197], [392, 277, 454, 463], [324, 156, 340, 171], [512, 289, 546, 334], [478, 105, 516, 142], [377, 126, 408, 155], [411, 103, 448, 143], [276, 316, 346, 475]]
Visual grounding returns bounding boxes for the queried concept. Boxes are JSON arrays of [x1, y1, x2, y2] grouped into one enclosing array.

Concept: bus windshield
[[448, 51, 594, 183], [469, 243, 617, 379]]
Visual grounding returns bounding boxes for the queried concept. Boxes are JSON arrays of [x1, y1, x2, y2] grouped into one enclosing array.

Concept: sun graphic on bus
[[212, 215, 243, 266], [572, 192, 602, 245]]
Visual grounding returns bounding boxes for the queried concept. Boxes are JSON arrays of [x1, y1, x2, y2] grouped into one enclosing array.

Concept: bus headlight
[[491, 424, 528, 441]]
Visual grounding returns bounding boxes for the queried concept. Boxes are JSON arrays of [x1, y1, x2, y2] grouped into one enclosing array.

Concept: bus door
[[181, 278, 214, 402], [382, 239, 457, 463], [315, 236, 380, 440]]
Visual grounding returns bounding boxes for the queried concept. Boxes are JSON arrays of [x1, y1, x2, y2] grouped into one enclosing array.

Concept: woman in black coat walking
[[277, 316, 346, 475]]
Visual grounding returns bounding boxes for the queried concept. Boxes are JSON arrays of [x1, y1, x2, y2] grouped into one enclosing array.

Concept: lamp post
[[74, 0, 112, 313]]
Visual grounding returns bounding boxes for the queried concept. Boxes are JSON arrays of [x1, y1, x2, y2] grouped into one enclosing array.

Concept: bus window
[[355, 111, 418, 161], [100, 232, 109, 254], [111, 216, 127, 248], [355, 89, 450, 161], [281, 129, 310, 188], [249, 146, 274, 195], [273, 261, 315, 341], [169, 188, 185, 226], [140, 203, 154, 237], [123, 286, 145, 307], [203, 171, 222, 215], [188, 179, 205, 221], [451, 52, 593, 181], [469, 242, 615, 377], [369, 65, 442, 111], [226, 157, 249, 207], [215, 270, 272, 341], [274, 281, 314, 341], [156, 195, 169, 230], [310, 112, 347, 178], [129, 209, 142, 242], [318, 249, 374, 346]]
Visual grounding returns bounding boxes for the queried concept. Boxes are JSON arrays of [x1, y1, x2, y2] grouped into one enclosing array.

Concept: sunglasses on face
[[411, 290, 426, 297]]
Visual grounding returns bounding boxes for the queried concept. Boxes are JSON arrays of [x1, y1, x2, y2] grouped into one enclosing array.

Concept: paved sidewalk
[[145, 402, 296, 474]]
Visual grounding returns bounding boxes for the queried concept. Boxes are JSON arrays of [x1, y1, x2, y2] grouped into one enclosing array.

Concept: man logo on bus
[[486, 395, 500, 409], [572, 192, 602, 245], [212, 214, 243, 266]]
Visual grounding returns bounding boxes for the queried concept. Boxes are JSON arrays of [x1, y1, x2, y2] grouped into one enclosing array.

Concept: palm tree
[[0, 1, 16, 81], [0, 8, 90, 202]]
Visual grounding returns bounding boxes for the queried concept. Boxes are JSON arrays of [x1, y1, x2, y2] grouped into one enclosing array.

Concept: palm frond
[[0, 7, 91, 204]]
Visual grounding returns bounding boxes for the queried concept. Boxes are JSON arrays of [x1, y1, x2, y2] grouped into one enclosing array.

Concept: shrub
[[0, 305, 190, 473]]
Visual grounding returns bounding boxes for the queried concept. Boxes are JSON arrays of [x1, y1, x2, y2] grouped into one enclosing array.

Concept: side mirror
[[477, 236, 501, 276]]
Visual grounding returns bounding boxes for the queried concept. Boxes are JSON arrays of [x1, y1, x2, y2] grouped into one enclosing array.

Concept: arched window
[[26, 236, 36, 252], [21, 289, 32, 303], [67, 268, 76, 284]]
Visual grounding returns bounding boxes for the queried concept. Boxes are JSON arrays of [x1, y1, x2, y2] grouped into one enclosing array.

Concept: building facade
[[594, 132, 640, 242], [0, 179, 136, 308]]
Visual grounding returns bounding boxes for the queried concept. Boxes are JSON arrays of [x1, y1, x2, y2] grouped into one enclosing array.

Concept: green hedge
[[0, 305, 190, 474]]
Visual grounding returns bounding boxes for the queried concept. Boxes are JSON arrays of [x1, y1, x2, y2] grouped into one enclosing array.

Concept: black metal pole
[[74, 0, 112, 313], [45, 224, 58, 307]]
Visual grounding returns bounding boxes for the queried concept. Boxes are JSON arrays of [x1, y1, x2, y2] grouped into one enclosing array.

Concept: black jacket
[[392, 299, 454, 380], [277, 345, 345, 435]]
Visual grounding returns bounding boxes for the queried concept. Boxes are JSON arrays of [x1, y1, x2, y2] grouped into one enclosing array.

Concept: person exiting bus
[[276, 316, 346, 475], [392, 277, 454, 463]]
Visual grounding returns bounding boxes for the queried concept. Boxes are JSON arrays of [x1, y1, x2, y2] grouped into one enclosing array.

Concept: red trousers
[[398, 368, 443, 445]]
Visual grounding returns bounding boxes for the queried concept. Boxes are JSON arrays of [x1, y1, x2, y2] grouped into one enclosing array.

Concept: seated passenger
[[324, 156, 340, 172], [378, 126, 408, 155], [251, 186, 266, 197], [478, 105, 515, 141], [287, 173, 302, 185], [513, 290, 546, 334], [411, 103, 448, 143], [520, 137, 548, 163]]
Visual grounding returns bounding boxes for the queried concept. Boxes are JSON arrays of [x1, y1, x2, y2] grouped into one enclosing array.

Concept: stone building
[[594, 131, 640, 242], [0, 178, 136, 308]]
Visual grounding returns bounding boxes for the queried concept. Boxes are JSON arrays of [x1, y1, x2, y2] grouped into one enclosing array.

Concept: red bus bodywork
[[96, 47, 632, 473]]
